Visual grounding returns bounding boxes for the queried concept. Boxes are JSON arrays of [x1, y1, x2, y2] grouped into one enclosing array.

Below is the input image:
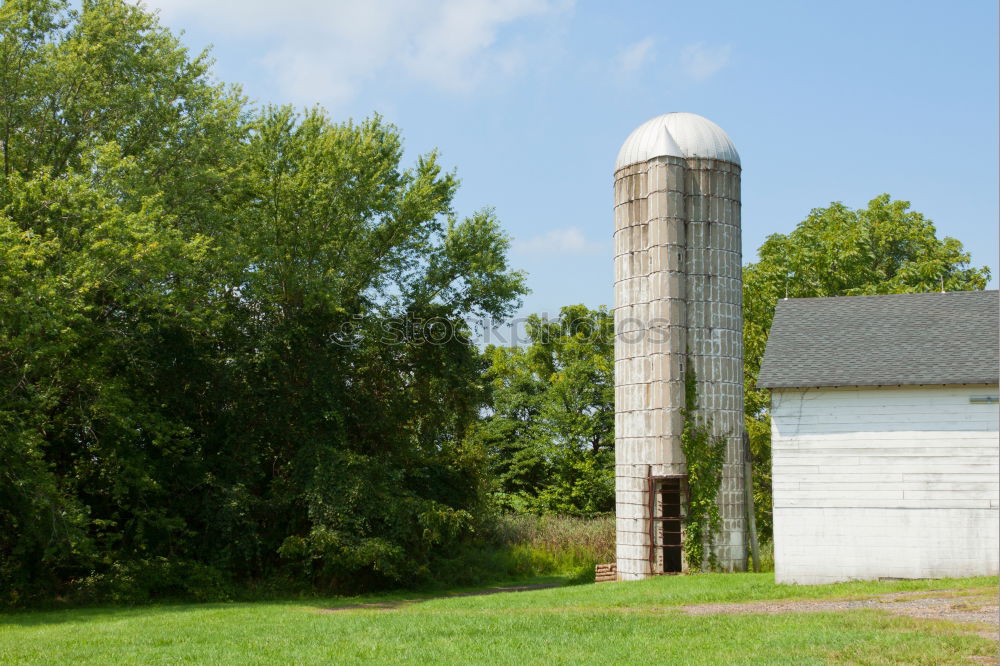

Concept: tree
[[477, 305, 614, 516], [0, 0, 242, 602], [226, 107, 526, 588], [743, 194, 991, 538], [0, 0, 526, 603]]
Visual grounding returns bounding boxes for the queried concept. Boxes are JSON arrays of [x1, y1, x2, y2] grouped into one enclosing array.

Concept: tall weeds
[[490, 514, 614, 583], [493, 514, 615, 563], [430, 514, 615, 587]]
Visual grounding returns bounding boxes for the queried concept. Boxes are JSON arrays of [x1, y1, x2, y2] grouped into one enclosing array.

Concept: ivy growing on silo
[[680, 362, 727, 571]]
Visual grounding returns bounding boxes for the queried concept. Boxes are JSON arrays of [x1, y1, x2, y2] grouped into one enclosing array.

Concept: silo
[[613, 112, 745, 580]]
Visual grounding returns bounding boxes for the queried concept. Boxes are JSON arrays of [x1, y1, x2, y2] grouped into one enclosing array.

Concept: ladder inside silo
[[651, 476, 687, 574]]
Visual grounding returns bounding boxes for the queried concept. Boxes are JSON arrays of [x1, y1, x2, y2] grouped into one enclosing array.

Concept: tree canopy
[[0, 0, 525, 603], [476, 305, 614, 516]]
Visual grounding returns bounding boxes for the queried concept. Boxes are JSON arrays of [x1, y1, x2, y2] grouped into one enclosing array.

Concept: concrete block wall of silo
[[684, 156, 746, 571], [613, 113, 746, 580]]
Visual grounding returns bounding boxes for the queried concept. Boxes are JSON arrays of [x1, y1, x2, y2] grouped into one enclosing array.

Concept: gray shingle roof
[[757, 290, 999, 389]]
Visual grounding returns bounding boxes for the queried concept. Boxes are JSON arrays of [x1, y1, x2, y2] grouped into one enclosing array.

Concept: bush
[[70, 559, 233, 605]]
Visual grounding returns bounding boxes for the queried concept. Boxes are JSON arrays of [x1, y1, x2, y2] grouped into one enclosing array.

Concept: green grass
[[1, 573, 995, 665]]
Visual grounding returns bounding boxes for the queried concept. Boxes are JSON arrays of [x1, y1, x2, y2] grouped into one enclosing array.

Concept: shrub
[[70, 559, 233, 604]]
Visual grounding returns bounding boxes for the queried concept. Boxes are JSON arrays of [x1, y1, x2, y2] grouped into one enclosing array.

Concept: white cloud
[[513, 227, 606, 256], [406, 0, 555, 91], [142, 0, 572, 106], [680, 42, 732, 81], [616, 37, 654, 75]]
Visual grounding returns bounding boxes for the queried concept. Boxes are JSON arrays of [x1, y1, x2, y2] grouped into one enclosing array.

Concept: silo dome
[[615, 112, 740, 170]]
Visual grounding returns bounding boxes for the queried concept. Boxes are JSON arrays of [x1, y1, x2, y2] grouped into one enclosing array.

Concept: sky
[[142, 0, 999, 327]]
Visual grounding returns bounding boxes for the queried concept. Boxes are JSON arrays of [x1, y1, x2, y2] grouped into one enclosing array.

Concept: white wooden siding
[[771, 384, 999, 584]]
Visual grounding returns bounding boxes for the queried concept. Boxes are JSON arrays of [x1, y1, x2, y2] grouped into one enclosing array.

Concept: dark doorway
[[651, 476, 687, 574]]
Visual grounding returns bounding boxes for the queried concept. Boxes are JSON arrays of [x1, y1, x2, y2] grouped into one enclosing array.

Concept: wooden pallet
[[595, 563, 617, 583]]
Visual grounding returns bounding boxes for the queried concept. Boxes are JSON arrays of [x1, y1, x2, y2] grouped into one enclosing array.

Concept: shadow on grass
[[0, 574, 574, 627], [0, 601, 239, 628], [315, 582, 566, 612]]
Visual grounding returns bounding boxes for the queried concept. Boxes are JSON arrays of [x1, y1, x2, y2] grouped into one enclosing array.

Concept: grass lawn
[[1, 573, 996, 665]]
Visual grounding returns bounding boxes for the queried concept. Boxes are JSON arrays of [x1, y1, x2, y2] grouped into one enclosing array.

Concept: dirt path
[[318, 583, 563, 612], [680, 588, 999, 641]]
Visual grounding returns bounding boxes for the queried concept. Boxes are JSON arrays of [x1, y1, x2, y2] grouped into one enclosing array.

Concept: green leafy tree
[[0, 0, 526, 603], [0, 0, 240, 601], [743, 194, 991, 538], [227, 106, 526, 587], [478, 305, 614, 516]]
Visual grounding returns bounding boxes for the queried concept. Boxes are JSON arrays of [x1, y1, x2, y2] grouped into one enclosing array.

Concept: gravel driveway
[[680, 588, 999, 641]]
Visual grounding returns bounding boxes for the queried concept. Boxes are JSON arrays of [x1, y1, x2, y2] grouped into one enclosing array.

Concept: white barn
[[758, 290, 999, 584]]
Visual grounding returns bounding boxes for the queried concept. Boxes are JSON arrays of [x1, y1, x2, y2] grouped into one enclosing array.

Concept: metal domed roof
[[615, 112, 740, 170]]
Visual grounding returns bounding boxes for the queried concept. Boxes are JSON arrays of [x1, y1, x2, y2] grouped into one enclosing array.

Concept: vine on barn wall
[[680, 361, 726, 571]]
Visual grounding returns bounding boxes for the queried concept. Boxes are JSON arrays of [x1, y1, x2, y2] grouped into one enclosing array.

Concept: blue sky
[[145, 0, 999, 322]]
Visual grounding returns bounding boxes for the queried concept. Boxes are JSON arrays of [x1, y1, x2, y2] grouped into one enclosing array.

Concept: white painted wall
[[771, 384, 999, 584]]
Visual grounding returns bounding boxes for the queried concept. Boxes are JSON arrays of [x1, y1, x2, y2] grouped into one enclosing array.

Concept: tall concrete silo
[[613, 112, 745, 580]]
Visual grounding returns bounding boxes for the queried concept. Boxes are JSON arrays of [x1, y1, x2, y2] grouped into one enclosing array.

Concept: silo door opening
[[651, 476, 687, 574]]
